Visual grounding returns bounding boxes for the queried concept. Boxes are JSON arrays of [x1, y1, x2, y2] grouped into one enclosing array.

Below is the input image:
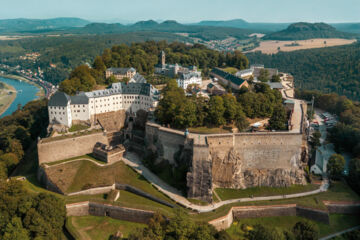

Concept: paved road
[[122, 152, 329, 213], [319, 226, 360, 240], [313, 110, 336, 174]]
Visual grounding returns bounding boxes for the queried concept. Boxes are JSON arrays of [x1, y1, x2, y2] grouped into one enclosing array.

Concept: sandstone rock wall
[[145, 123, 307, 201], [37, 131, 109, 164]]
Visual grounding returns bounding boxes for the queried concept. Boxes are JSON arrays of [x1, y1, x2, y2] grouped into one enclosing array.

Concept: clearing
[[226, 214, 360, 239], [247, 38, 357, 54]]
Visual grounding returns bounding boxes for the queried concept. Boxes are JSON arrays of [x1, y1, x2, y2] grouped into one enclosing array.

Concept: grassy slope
[[45, 159, 174, 203], [226, 214, 360, 239], [67, 216, 146, 240], [215, 184, 319, 201]]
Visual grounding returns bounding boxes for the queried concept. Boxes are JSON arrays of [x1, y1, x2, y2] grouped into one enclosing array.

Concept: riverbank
[[0, 81, 17, 116], [0, 73, 45, 98]]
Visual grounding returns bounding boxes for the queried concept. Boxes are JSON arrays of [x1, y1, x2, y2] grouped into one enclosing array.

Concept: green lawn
[[45, 159, 175, 205], [215, 184, 319, 201], [45, 154, 105, 166], [188, 198, 210, 206], [188, 126, 231, 134], [67, 216, 146, 240], [222, 67, 239, 75], [192, 181, 360, 222], [68, 124, 90, 132], [226, 214, 360, 239], [41, 128, 102, 143]]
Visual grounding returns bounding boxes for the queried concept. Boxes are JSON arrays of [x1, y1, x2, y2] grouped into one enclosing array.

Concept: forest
[[295, 89, 360, 193], [59, 41, 249, 94], [155, 80, 287, 131], [246, 42, 360, 100]]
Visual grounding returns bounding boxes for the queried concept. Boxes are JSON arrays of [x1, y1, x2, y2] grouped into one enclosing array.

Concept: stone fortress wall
[[145, 122, 307, 201], [37, 131, 109, 164]]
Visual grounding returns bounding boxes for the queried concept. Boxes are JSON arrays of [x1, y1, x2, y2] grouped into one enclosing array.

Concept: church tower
[[161, 50, 166, 66]]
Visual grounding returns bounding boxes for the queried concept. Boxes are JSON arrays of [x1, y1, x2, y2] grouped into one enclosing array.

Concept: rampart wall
[[146, 122, 307, 201], [209, 204, 329, 231], [37, 131, 109, 164], [66, 201, 154, 224]]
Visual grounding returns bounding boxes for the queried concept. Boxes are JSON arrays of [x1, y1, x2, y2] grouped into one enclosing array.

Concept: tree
[[348, 158, 360, 193], [310, 131, 321, 149], [268, 104, 287, 130], [327, 154, 345, 180], [106, 75, 118, 85], [235, 104, 249, 131], [222, 94, 238, 123], [292, 221, 318, 240], [93, 56, 106, 72], [258, 69, 270, 82], [2, 217, 29, 240], [208, 96, 226, 126], [247, 224, 285, 240], [271, 74, 281, 82]]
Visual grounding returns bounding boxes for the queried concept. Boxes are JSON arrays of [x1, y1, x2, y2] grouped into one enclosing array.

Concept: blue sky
[[2, 0, 360, 23]]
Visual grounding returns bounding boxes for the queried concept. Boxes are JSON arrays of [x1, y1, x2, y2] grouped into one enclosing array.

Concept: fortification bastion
[[145, 121, 308, 202]]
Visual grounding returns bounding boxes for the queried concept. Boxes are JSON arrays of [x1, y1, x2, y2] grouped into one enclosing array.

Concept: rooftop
[[106, 67, 136, 75], [49, 91, 70, 107], [211, 68, 247, 87]]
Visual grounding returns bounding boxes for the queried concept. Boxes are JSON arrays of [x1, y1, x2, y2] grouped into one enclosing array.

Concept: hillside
[[74, 20, 255, 40], [195, 19, 289, 32], [246, 42, 360, 100], [0, 17, 90, 33], [263, 22, 356, 40]]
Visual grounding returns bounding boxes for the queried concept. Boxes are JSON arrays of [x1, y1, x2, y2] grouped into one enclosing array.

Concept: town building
[[48, 74, 159, 127], [210, 68, 249, 90], [105, 67, 137, 80], [177, 71, 202, 90], [207, 82, 226, 95], [235, 64, 279, 82], [155, 51, 202, 89]]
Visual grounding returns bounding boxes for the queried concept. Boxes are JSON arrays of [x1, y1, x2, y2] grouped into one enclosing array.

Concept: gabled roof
[[211, 68, 246, 87], [266, 82, 283, 89], [130, 73, 147, 84], [70, 92, 89, 104], [106, 67, 136, 75], [49, 91, 70, 107]]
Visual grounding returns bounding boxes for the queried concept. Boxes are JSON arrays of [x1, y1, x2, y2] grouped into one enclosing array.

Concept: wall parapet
[[66, 201, 155, 224]]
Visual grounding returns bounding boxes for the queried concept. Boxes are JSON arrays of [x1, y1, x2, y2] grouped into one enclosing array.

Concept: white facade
[[48, 82, 159, 127], [177, 72, 202, 90]]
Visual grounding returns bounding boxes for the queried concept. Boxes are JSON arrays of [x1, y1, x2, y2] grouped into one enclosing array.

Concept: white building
[[48, 81, 159, 127], [177, 71, 202, 90]]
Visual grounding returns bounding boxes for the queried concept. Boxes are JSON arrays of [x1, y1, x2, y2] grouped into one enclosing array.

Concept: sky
[[2, 0, 360, 23]]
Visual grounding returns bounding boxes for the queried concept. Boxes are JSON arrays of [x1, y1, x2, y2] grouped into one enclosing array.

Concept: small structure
[[105, 67, 137, 81], [210, 68, 249, 90], [266, 81, 284, 90], [207, 82, 226, 95], [92, 142, 125, 164]]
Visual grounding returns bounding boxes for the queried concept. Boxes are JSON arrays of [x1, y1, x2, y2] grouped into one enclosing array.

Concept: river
[[0, 76, 40, 118]]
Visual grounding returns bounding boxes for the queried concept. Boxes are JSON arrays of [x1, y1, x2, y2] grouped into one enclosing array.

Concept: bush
[[327, 154, 345, 180], [292, 221, 318, 240]]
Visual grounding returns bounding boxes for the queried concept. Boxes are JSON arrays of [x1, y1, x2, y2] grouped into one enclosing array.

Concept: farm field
[[247, 38, 357, 54]]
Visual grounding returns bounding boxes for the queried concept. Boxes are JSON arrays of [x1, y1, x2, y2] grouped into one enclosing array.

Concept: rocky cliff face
[[211, 147, 307, 190]]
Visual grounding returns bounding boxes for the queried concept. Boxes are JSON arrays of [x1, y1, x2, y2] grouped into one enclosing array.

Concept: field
[[67, 216, 146, 240], [215, 184, 319, 201], [0, 81, 16, 116], [247, 38, 357, 54], [226, 214, 360, 239]]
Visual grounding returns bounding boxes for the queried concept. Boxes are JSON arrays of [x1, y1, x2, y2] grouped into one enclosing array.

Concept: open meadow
[[247, 38, 357, 54]]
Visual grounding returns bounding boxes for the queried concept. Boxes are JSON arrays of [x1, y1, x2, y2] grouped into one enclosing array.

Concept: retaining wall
[[325, 201, 360, 214], [66, 201, 154, 224], [37, 131, 109, 164], [209, 204, 330, 231]]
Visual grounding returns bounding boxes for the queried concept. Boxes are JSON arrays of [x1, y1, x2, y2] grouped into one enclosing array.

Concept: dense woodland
[[0, 33, 188, 84], [295, 90, 360, 193], [129, 211, 318, 240], [155, 80, 287, 131], [247, 42, 360, 100], [0, 99, 66, 239], [263, 22, 356, 40], [59, 41, 249, 94]]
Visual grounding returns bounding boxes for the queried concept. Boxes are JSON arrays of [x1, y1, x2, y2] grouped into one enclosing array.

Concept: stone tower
[[161, 50, 166, 66]]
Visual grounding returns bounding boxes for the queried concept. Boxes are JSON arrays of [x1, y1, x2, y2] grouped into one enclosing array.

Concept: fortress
[[39, 66, 309, 202]]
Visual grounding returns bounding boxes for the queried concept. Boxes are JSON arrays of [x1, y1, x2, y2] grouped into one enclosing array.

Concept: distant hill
[[74, 20, 255, 41], [195, 19, 289, 32], [332, 23, 360, 34], [263, 22, 356, 40], [0, 17, 90, 33]]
